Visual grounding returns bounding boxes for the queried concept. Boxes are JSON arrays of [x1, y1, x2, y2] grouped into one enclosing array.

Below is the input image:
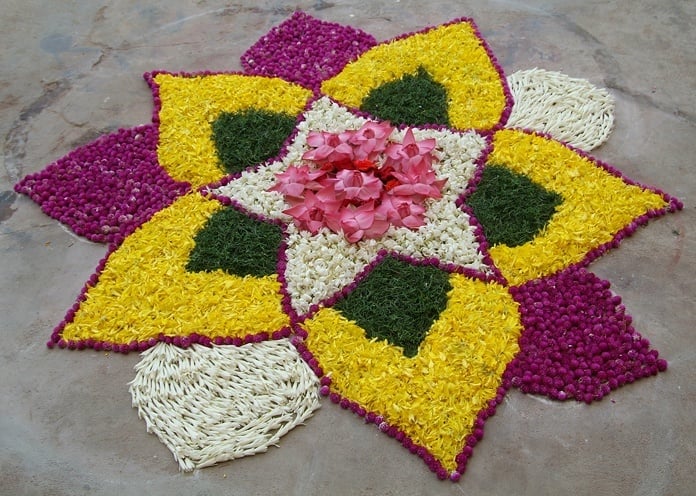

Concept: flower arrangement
[[270, 121, 445, 242], [13, 11, 683, 482]]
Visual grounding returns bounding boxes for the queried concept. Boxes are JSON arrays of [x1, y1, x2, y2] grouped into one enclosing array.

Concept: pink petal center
[[270, 121, 445, 242]]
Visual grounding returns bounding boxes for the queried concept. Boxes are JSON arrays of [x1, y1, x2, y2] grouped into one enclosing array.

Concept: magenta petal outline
[[14, 124, 190, 246], [506, 265, 667, 404], [240, 11, 377, 92]]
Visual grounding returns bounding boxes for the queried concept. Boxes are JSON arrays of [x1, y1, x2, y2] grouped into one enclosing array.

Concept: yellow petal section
[[304, 275, 522, 471], [487, 129, 669, 286], [155, 73, 312, 186], [62, 193, 288, 343], [320, 20, 507, 131]]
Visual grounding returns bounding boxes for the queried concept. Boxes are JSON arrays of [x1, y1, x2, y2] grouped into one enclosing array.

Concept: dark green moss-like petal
[[186, 206, 282, 278], [360, 67, 450, 127], [211, 109, 297, 174], [335, 256, 451, 357], [468, 164, 563, 247]]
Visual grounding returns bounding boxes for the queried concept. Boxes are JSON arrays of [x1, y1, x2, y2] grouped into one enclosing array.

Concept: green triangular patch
[[211, 109, 297, 174], [360, 67, 450, 127], [467, 164, 563, 247], [334, 256, 451, 358], [186, 206, 283, 277]]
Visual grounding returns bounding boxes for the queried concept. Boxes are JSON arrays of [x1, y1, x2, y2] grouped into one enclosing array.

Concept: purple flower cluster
[[505, 266, 667, 404], [240, 11, 377, 91], [14, 125, 189, 246]]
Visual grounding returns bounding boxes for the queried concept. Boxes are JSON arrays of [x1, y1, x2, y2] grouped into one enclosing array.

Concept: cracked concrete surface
[[1, 1, 694, 495]]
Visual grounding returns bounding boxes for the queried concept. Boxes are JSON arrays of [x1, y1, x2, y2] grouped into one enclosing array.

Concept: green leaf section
[[334, 256, 451, 358], [360, 67, 450, 127], [467, 164, 563, 247], [186, 206, 282, 277], [211, 109, 297, 174]]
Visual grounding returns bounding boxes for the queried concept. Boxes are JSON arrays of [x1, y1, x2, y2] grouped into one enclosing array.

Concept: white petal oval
[[506, 68, 615, 151], [129, 339, 320, 471]]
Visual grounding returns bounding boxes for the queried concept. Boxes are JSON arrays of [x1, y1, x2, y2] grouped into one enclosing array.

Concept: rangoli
[[15, 12, 683, 481]]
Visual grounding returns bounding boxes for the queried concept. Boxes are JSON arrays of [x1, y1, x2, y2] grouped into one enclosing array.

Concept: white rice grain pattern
[[506, 68, 615, 151], [129, 339, 320, 471]]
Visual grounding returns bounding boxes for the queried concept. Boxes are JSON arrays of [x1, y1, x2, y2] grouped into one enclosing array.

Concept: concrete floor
[[1, 1, 694, 495]]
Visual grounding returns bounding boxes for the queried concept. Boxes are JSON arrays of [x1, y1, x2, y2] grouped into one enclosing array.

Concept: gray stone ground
[[1, 1, 694, 495]]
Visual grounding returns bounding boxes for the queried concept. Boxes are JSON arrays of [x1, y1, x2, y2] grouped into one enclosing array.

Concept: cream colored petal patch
[[506, 69, 615, 151], [129, 340, 320, 471], [283, 223, 381, 315]]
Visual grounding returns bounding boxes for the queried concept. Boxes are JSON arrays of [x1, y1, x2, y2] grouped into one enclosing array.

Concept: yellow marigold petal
[[62, 193, 288, 343], [487, 129, 669, 285], [304, 275, 522, 470], [320, 19, 509, 131], [155, 74, 312, 186]]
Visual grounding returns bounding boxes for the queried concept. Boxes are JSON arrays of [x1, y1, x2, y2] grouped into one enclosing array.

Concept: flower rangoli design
[[15, 12, 682, 481]]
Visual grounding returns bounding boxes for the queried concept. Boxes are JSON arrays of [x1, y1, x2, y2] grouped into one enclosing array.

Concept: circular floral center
[[269, 121, 446, 242]]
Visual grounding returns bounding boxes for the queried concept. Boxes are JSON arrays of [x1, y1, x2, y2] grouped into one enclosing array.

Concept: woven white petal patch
[[506, 68, 615, 151], [129, 339, 320, 471]]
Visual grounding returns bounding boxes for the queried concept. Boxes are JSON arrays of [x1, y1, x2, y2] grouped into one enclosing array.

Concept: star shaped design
[[212, 97, 492, 316]]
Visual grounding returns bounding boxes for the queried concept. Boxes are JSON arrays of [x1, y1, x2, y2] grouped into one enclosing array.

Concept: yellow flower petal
[[62, 193, 288, 343], [304, 275, 522, 470], [155, 73, 312, 186], [321, 19, 508, 131], [487, 129, 669, 285]]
